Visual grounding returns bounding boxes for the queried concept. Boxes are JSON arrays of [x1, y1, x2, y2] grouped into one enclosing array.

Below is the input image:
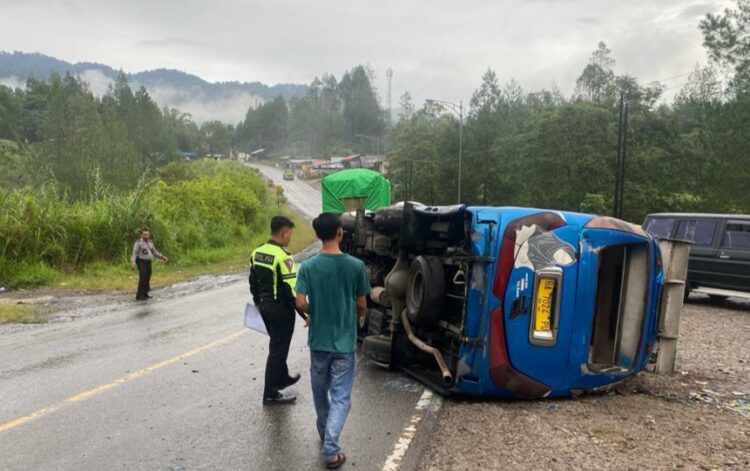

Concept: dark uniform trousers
[[259, 299, 296, 398], [136, 258, 152, 299]]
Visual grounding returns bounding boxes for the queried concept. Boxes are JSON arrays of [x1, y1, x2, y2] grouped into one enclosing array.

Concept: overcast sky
[[0, 0, 733, 107]]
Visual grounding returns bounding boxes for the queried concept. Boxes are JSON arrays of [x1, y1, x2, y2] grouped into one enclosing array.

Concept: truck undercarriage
[[342, 203, 475, 393]]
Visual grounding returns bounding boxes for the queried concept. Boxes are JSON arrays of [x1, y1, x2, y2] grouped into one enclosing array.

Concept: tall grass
[[0, 160, 274, 288]]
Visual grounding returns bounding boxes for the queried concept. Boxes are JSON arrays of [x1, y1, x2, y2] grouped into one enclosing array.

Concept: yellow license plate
[[534, 277, 556, 335]]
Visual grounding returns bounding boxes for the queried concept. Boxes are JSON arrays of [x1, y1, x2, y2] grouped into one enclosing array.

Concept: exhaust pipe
[[369, 286, 391, 308], [385, 256, 409, 326], [400, 309, 453, 384]]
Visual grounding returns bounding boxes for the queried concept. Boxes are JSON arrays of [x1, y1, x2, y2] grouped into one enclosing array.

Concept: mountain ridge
[[0, 51, 309, 123]]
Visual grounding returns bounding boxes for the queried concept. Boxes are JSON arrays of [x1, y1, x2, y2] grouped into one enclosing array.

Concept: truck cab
[[345, 203, 667, 398]]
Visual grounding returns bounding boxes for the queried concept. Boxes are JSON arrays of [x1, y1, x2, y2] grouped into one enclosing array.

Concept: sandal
[[325, 452, 346, 469]]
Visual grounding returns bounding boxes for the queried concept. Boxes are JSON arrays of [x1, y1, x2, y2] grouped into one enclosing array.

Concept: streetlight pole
[[457, 101, 463, 204], [355, 134, 380, 155], [426, 98, 464, 203]]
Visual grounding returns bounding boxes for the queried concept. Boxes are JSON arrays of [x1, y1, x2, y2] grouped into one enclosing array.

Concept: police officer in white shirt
[[131, 230, 168, 301]]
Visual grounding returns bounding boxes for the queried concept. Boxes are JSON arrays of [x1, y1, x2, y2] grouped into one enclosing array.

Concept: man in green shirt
[[296, 213, 369, 469]]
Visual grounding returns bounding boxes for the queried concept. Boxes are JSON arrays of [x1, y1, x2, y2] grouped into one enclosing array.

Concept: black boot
[[263, 390, 296, 405]]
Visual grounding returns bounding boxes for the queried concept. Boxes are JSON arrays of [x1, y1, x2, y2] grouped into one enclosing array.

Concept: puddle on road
[[1, 351, 84, 379], [383, 377, 423, 393]]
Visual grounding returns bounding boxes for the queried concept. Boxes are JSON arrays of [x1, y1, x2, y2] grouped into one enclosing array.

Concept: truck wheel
[[406, 255, 445, 327], [363, 335, 392, 366]]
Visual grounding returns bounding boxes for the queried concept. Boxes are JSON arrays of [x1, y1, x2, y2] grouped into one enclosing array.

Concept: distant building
[[309, 160, 343, 178], [340, 154, 388, 172], [364, 155, 388, 173], [292, 155, 389, 178], [249, 148, 266, 160], [287, 157, 315, 168]]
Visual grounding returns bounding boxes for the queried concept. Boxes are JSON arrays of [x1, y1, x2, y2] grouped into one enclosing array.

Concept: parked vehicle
[[343, 203, 671, 398], [643, 213, 750, 299], [283, 169, 295, 180], [321, 169, 391, 212]]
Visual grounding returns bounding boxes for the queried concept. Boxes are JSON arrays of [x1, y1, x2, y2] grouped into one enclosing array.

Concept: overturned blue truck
[[341, 203, 685, 398]]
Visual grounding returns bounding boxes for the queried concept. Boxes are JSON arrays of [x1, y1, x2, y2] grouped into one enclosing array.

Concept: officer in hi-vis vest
[[250, 215, 307, 405]]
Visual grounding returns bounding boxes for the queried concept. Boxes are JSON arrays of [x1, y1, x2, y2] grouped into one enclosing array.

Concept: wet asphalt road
[[246, 163, 322, 220], [0, 167, 435, 471]]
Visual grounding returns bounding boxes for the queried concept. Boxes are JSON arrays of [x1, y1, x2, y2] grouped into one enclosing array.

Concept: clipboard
[[244, 303, 269, 335]]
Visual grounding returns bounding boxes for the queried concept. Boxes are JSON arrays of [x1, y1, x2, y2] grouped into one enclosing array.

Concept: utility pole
[[614, 92, 629, 219], [386, 68, 393, 130], [385, 68, 393, 156], [404, 160, 409, 203], [457, 100, 463, 204], [403, 160, 414, 201], [356, 134, 379, 155], [425, 98, 464, 203]]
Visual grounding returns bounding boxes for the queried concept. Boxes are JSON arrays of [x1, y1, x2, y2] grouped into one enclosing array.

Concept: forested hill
[[0, 51, 308, 123]]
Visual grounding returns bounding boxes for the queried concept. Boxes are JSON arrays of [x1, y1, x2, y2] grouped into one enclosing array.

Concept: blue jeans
[[310, 350, 357, 459]]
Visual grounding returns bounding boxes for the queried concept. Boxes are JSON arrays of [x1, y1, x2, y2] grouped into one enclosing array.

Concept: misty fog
[[0, 70, 265, 124]]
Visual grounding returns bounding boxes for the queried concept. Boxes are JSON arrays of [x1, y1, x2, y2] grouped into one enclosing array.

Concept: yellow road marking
[[0, 406, 60, 433], [0, 330, 246, 433]]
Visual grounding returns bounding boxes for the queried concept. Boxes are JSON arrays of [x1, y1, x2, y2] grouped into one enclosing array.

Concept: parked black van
[[643, 213, 750, 300]]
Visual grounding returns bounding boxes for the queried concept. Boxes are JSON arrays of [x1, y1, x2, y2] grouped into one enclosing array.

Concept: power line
[[660, 81, 690, 92], [647, 71, 692, 83]]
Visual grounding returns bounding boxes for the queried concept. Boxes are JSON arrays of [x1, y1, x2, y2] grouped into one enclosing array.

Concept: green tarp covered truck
[[321, 169, 392, 213]]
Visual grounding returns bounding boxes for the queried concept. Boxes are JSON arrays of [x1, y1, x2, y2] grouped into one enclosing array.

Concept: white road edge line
[[382, 389, 439, 471]]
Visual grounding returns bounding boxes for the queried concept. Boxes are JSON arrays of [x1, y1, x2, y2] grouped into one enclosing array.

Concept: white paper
[[244, 303, 268, 335]]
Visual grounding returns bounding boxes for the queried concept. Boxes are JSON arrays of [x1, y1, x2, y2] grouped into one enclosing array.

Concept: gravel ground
[[418, 294, 750, 471]]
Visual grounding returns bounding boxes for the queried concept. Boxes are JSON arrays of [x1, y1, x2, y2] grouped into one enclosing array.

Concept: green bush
[[4, 261, 58, 288], [0, 160, 271, 287], [579, 193, 608, 215]]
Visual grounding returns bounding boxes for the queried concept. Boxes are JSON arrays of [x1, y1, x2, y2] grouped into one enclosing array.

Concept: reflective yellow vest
[[251, 242, 297, 300]]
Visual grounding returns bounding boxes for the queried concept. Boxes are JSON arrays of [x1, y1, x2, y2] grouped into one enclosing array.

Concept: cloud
[[135, 37, 208, 49], [679, 3, 721, 20], [0, 0, 737, 110], [141, 84, 262, 124], [577, 17, 601, 26], [0, 68, 261, 125], [77, 69, 113, 96], [74, 70, 264, 124], [0, 75, 25, 90]]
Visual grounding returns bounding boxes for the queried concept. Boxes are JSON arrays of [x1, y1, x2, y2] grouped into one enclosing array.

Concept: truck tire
[[406, 255, 445, 327], [363, 335, 392, 366]]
